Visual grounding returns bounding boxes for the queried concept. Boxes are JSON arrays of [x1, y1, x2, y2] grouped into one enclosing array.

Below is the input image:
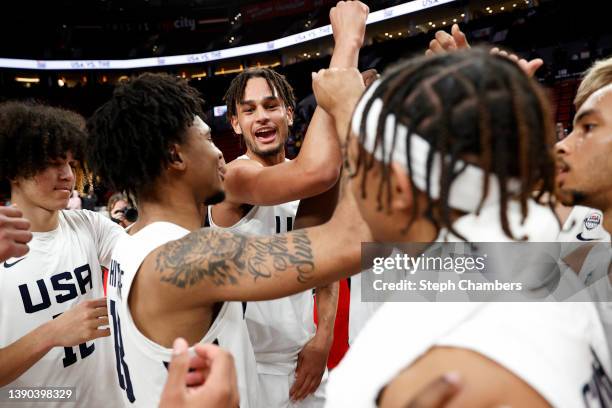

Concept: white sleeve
[[83, 210, 124, 269]]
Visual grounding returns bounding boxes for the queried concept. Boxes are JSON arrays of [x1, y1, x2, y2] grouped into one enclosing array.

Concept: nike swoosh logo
[[576, 233, 598, 242], [3, 258, 26, 268]]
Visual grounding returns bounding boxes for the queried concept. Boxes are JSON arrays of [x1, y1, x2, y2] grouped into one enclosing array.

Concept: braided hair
[[354, 48, 556, 240]]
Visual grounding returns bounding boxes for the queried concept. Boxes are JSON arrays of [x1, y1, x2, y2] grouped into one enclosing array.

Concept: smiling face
[[555, 83, 612, 210], [11, 152, 78, 211], [230, 77, 293, 158]]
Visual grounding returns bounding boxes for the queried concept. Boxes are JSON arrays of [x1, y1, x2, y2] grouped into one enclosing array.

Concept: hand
[[289, 336, 330, 402], [490, 47, 544, 78], [312, 67, 365, 119], [160, 338, 239, 408], [406, 373, 462, 408], [49, 298, 110, 347], [361, 68, 379, 87], [425, 24, 543, 78], [330, 1, 369, 50], [0, 206, 32, 262], [426, 24, 469, 56]]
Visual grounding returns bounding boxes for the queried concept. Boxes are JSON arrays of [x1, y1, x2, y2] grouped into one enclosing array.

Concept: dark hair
[[0, 101, 88, 198], [223, 68, 296, 120], [355, 48, 556, 240], [86, 73, 205, 199]]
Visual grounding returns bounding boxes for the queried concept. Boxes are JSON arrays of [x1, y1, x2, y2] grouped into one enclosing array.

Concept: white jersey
[[558, 206, 609, 243], [328, 301, 611, 408], [328, 201, 612, 408], [106, 222, 259, 408], [209, 154, 315, 375], [0, 210, 124, 408]]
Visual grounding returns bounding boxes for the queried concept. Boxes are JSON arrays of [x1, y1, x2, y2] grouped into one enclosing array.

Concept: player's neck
[[603, 207, 612, 236], [10, 194, 59, 232], [131, 185, 203, 233], [246, 148, 285, 167]]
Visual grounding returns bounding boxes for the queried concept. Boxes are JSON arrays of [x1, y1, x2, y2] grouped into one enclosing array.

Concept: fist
[[330, 1, 369, 49], [312, 67, 365, 117], [0, 206, 32, 263]]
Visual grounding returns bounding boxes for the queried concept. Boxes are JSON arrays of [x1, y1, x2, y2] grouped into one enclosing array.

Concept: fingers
[[407, 373, 462, 408], [0, 206, 23, 218], [7, 243, 29, 258], [185, 370, 205, 387], [292, 374, 317, 401], [164, 338, 190, 396], [7, 229, 33, 244], [360, 69, 379, 87], [91, 328, 111, 339], [524, 58, 544, 77], [86, 297, 108, 308], [96, 316, 109, 327], [435, 30, 456, 51], [428, 39, 445, 55], [451, 24, 469, 49], [289, 365, 306, 400], [491, 47, 544, 77]]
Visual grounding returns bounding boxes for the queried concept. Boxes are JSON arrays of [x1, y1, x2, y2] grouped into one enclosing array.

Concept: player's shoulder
[[60, 209, 121, 234], [227, 156, 262, 170]]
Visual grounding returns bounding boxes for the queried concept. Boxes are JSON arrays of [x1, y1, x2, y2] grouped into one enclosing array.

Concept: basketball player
[[0, 102, 124, 407], [556, 58, 612, 246], [309, 49, 610, 407], [208, 2, 368, 405], [86, 67, 371, 407], [424, 24, 611, 247]]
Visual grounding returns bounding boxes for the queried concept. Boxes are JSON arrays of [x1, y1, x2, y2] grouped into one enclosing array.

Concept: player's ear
[[231, 115, 242, 135], [286, 106, 294, 127], [389, 161, 413, 213], [168, 144, 186, 171]]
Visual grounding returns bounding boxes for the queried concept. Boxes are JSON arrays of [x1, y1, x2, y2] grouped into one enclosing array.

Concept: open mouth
[[254, 128, 277, 144]]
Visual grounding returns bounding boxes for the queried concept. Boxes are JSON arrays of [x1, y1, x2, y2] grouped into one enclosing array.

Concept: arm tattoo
[[156, 229, 315, 288]]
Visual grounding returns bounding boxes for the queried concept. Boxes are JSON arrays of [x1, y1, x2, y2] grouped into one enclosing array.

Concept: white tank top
[[0, 210, 124, 408], [106, 222, 260, 407], [328, 202, 612, 408], [209, 154, 315, 375]]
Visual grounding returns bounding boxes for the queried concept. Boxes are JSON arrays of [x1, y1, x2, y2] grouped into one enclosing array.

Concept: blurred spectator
[[81, 184, 97, 211], [107, 192, 137, 228], [67, 190, 82, 210]]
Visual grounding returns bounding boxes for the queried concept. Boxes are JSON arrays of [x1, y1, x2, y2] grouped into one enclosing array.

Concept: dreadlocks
[[223, 68, 296, 120], [0, 101, 88, 199], [86, 72, 205, 199], [355, 48, 556, 240]]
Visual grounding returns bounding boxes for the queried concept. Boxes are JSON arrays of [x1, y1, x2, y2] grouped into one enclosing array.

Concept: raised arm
[[221, 1, 369, 206]]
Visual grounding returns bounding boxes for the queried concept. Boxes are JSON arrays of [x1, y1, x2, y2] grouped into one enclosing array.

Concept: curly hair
[[0, 101, 88, 198], [86, 73, 205, 199], [355, 48, 556, 240], [223, 67, 296, 120]]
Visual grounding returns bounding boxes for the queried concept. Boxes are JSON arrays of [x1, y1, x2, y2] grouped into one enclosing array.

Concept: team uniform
[[0, 210, 124, 408], [106, 221, 260, 408], [209, 155, 326, 408], [327, 201, 612, 408]]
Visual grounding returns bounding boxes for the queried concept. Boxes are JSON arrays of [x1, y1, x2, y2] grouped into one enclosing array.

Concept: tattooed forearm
[[156, 229, 315, 288]]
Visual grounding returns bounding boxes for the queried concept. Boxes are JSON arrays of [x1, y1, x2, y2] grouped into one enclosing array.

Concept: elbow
[[305, 164, 341, 195]]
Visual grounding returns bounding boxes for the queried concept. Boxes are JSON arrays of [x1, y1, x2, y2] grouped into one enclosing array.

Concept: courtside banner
[[0, 0, 458, 70], [360, 242, 611, 302]]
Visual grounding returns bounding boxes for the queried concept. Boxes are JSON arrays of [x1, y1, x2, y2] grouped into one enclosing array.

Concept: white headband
[[351, 79, 519, 213]]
